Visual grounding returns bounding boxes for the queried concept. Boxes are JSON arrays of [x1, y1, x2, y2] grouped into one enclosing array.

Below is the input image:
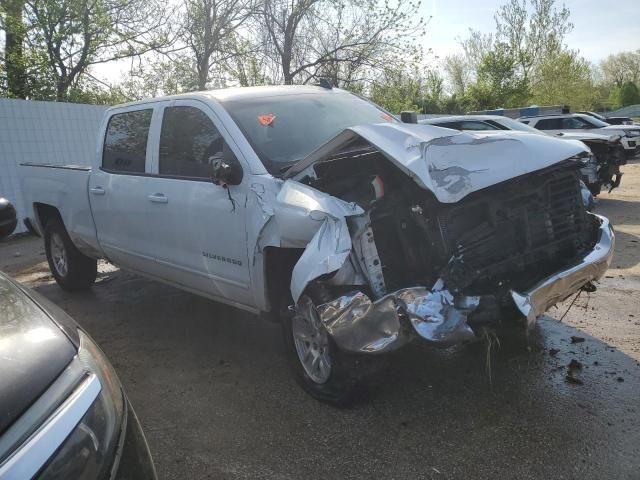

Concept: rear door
[[144, 100, 253, 306], [89, 105, 167, 275], [532, 117, 564, 135]]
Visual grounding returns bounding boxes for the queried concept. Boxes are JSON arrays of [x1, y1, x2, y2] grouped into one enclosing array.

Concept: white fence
[[0, 99, 107, 233]]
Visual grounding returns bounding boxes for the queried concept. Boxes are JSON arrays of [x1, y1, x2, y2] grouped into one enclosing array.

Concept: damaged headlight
[[38, 331, 125, 479], [626, 130, 640, 137], [572, 150, 596, 166]]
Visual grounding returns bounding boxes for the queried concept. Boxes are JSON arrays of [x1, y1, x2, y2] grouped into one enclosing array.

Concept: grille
[[437, 163, 597, 293]]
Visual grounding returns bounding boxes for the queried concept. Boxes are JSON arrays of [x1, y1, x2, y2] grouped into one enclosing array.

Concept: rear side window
[[535, 118, 563, 130], [459, 121, 499, 130], [159, 106, 224, 179], [561, 117, 591, 129], [102, 109, 153, 173], [435, 122, 463, 130]]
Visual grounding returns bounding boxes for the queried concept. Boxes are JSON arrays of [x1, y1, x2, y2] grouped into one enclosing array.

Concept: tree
[[24, 0, 171, 100], [258, 0, 424, 85], [494, 0, 573, 86], [600, 50, 640, 88], [442, 53, 471, 96], [181, 0, 256, 90], [1, 0, 27, 97], [617, 81, 640, 107], [465, 43, 528, 110], [459, 29, 493, 74], [369, 66, 421, 113], [529, 48, 600, 110]]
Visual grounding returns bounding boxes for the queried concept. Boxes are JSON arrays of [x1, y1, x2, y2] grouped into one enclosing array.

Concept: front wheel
[[282, 294, 377, 406], [44, 219, 97, 291]]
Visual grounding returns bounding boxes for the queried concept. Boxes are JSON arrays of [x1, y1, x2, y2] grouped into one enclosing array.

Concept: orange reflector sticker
[[380, 113, 394, 122], [257, 114, 276, 126]]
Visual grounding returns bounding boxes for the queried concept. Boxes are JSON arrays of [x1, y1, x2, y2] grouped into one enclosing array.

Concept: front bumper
[[317, 214, 614, 354], [510, 214, 614, 325]]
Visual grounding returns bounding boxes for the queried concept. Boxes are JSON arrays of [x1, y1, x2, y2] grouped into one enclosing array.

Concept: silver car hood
[[288, 123, 588, 203], [555, 131, 618, 142]]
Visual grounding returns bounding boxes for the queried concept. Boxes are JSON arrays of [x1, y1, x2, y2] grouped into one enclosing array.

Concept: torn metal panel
[[316, 282, 480, 354], [348, 215, 386, 298], [398, 284, 479, 345], [290, 216, 352, 304], [276, 181, 364, 303], [287, 123, 590, 203], [510, 214, 614, 325], [316, 291, 408, 354]]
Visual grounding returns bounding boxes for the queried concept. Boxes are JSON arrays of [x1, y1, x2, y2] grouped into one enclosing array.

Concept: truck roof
[[107, 85, 347, 111]]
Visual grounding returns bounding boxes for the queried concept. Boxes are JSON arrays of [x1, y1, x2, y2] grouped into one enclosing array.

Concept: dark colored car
[[605, 117, 635, 126], [0, 272, 156, 479], [0, 198, 17, 238]]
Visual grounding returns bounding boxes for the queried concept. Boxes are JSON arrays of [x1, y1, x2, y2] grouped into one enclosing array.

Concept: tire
[[0, 197, 17, 238], [281, 293, 379, 406], [44, 219, 97, 291]]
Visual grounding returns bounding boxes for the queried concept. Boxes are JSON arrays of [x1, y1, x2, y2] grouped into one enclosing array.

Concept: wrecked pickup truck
[[20, 86, 614, 404]]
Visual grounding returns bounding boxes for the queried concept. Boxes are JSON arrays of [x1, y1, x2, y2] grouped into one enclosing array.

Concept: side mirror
[[400, 111, 418, 124], [210, 147, 243, 186]]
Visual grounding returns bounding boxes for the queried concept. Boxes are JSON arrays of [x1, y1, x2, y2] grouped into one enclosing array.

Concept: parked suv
[[519, 113, 640, 158]]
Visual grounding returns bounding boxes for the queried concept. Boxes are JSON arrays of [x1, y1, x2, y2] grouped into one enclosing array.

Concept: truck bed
[[19, 163, 100, 256]]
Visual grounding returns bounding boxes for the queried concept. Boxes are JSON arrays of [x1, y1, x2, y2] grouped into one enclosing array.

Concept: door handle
[[147, 193, 168, 204], [90, 187, 105, 195]]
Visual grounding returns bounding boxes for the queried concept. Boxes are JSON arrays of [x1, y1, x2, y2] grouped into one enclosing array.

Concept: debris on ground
[[571, 336, 585, 344], [617, 377, 624, 383], [549, 348, 560, 356], [568, 359, 583, 370], [565, 375, 584, 385]]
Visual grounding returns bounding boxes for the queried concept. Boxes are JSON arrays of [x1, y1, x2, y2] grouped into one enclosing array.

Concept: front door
[[145, 100, 253, 307]]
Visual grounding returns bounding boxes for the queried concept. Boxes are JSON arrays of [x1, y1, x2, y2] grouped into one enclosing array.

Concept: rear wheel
[[282, 293, 378, 406], [45, 219, 97, 291]]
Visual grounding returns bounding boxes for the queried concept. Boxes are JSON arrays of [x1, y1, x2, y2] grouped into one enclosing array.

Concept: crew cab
[[519, 113, 640, 158], [20, 86, 615, 404]]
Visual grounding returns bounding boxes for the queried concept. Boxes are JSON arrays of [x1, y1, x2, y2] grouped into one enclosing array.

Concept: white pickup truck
[[21, 86, 614, 404]]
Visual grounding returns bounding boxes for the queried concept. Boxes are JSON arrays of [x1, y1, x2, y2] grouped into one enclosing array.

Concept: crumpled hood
[[289, 123, 589, 203]]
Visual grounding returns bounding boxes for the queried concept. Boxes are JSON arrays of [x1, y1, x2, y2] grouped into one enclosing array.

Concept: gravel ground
[[2, 163, 639, 480]]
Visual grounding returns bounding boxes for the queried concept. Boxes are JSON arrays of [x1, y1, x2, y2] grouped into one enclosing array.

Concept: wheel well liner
[[33, 203, 63, 234], [263, 247, 303, 319]]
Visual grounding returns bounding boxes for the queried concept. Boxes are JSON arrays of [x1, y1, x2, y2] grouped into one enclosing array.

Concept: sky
[[422, 0, 640, 64]]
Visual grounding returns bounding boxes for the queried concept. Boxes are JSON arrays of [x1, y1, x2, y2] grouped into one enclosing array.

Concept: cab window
[[535, 118, 563, 130], [562, 117, 592, 129], [159, 106, 226, 179], [102, 109, 153, 173]]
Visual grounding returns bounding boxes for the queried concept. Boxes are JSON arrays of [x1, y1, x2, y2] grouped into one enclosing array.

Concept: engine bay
[[301, 144, 600, 303]]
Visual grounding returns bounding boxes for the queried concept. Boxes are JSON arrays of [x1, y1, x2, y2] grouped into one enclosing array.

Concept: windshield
[[578, 115, 610, 128], [221, 92, 395, 174], [489, 117, 543, 134]]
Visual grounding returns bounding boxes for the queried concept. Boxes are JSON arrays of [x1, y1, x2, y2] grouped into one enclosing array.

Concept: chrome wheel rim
[[51, 233, 68, 277], [292, 296, 332, 384]]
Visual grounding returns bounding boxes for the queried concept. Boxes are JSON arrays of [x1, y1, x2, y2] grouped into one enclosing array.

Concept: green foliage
[[529, 48, 600, 110], [369, 67, 421, 113], [617, 82, 640, 107], [470, 43, 529, 108]]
